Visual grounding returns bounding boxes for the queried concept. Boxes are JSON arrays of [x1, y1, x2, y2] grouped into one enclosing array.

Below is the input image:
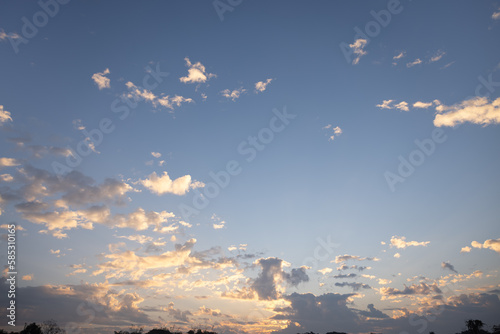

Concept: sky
[[1, 1, 500, 334]]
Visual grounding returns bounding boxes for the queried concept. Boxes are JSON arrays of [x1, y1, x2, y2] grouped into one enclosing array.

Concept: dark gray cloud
[[441, 261, 458, 273], [334, 282, 371, 291], [381, 283, 442, 296]]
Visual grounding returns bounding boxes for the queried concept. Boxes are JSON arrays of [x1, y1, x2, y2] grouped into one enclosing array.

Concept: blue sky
[[1, 1, 500, 333]]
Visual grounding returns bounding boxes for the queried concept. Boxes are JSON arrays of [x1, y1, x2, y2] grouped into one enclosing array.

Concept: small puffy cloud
[[461, 246, 472, 253], [378, 278, 392, 285], [92, 68, 111, 90], [0, 157, 20, 169], [433, 97, 500, 127], [442, 261, 458, 273], [430, 50, 446, 63], [390, 236, 430, 249], [221, 87, 246, 101], [151, 152, 161, 158], [125, 82, 193, 111], [492, 11, 500, 20], [213, 220, 225, 229], [179, 57, 216, 84], [349, 39, 368, 65], [323, 124, 343, 141], [413, 101, 433, 109], [376, 100, 409, 112], [255, 79, 272, 93], [140, 171, 204, 196], [318, 267, 333, 275], [394, 101, 409, 111], [377, 100, 394, 109], [407, 58, 422, 68], [394, 253, 401, 258], [0, 174, 14, 182], [470, 238, 500, 254], [22, 274, 33, 281], [0, 105, 13, 124]]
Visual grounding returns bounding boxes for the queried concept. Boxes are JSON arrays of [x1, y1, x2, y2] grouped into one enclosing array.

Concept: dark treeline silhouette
[[1, 319, 500, 334]]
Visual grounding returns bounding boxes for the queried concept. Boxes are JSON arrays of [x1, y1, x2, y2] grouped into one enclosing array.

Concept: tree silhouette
[[466, 319, 485, 334], [20, 323, 42, 334], [41, 319, 65, 334]]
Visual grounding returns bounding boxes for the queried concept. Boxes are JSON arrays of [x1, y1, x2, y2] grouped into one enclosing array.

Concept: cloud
[[251, 257, 309, 300], [140, 171, 203, 196], [380, 283, 441, 296], [394, 253, 401, 258], [334, 254, 380, 263], [493, 11, 500, 20], [318, 267, 333, 275], [151, 152, 161, 158], [333, 273, 357, 279], [179, 57, 216, 84], [413, 101, 433, 109], [460, 246, 471, 253], [358, 303, 389, 319], [255, 79, 272, 93], [166, 302, 192, 323], [92, 68, 111, 90], [334, 282, 371, 291], [22, 274, 34, 281], [376, 100, 409, 111], [430, 50, 446, 63], [378, 278, 392, 285], [221, 87, 246, 101], [349, 39, 368, 65], [433, 97, 500, 127], [393, 51, 406, 60], [125, 82, 193, 111], [0, 30, 20, 41], [213, 221, 225, 229], [407, 58, 422, 68], [323, 125, 343, 141], [0, 105, 13, 124], [390, 236, 430, 249], [469, 238, 500, 254], [0, 157, 20, 169], [441, 261, 458, 273]]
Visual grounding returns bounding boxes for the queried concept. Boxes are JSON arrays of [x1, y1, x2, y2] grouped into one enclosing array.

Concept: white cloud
[[0, 105, 13, 123], [393, 51, 406, 60], [390, 236, 430, 249], [413, 101, 433, 109], [407, 58, 422, 68], [492, 11, 500, 20], [470, 238, 500, 254], [213, 221, 225, 229], [0, 30, 20, 41], [0, 157, 20, 169], [92, 68, 111, 90], [179, 57, 216, 84], [376, 100, 394, 109], [151, 152, 161, 158], [430, 50, 445, 63], [221, 87, 246, 101], [376, 100, 408, 111], [140, 171, 204, 196], [394, 101, 409, 111], [349, 39, 368, 65], [460, 246, 471, 253], [125, 81, 193, 111], [255, 79, 272, 93], [394, 253, 401, 258], [433, 97, 500, 127]]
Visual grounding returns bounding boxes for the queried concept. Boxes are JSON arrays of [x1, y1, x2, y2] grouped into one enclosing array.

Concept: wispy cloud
[[221, 87, 246, 101], [349, 39, 368, 65], [407, 58, 422, 68], [376, 100, 409, 111], [390, 236, 430, 249], [429, 50, 446, 63], [0, 105, 13, 124]]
